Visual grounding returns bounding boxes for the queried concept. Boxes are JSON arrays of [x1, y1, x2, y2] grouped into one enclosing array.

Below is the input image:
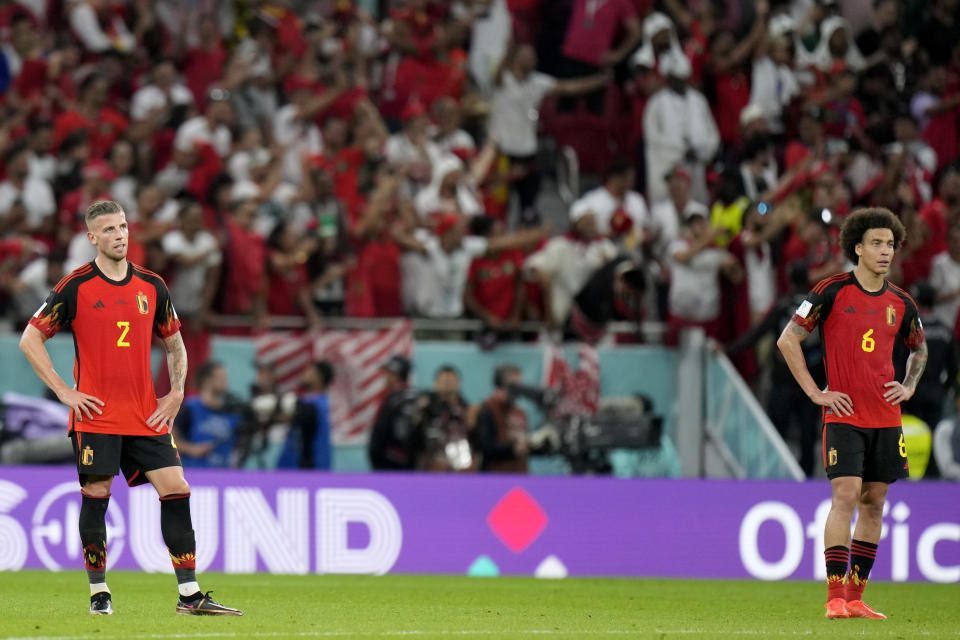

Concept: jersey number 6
[[116, 321, 131, 348], [861, 329, 875, 353]]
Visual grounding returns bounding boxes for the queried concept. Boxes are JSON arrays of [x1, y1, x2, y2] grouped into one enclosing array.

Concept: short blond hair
[[85, 200, 125, 227]]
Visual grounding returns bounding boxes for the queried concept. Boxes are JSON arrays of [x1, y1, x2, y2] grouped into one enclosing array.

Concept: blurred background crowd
[[0, 0, 959, 478]]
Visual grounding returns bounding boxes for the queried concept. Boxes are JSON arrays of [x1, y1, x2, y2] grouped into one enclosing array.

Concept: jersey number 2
[[116, 321, 131, 348], [861, 329, 875, 353]]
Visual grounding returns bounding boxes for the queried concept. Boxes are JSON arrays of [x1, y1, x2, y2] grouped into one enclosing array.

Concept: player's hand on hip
[[56, 388, 104, 421], [883, 381, 914, 405], [147, 392, 183, 433], [812, 390, 854, 417]]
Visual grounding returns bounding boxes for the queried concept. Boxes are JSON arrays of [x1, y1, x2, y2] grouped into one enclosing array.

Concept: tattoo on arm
[[904, 340, 928, 390], [163, 332, 188, 394], [788, 321, 810, 340]]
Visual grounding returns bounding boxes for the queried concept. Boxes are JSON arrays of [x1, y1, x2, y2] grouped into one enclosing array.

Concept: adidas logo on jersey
[[93, 300, 106, 309], [844, 306, 856, 313]]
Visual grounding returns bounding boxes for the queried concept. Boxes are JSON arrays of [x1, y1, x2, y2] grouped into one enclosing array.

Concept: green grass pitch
[[1, 572, 958, 639]]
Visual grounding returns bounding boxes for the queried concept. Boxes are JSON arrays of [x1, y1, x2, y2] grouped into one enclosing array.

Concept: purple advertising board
[[0, 466, 957, 582]]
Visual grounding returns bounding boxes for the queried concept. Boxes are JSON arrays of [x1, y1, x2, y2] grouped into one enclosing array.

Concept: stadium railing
[[673, 328, 804, 480]]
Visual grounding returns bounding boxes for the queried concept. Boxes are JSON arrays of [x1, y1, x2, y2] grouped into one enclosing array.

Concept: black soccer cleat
[[176, 591, 243, 616], [90, 591, 114, 615]]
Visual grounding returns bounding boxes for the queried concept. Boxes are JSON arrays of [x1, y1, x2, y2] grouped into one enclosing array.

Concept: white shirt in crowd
[[575, 186, 650, 238], [110, 176, 138, 222], [930, 252, 960, 330], [668, 239, 727, 322], [745, 243, 776, 317], [0, 176, 56, 229], [404, 230, 489, 318], [228, 146, 272, 183], [272, 104, 323, 186], [66, 232, 97, 272], [161, 229, 222, 316], [385, 133, 441, 197], [524, 236, 618, 323], [131, 83, 195, 121], [175, 116, 232, 158], [28, 151, 56, 183], [643, 86, 719, 205], [749, 57, 799, 134], [488, 70, 556, 157], [649, 197, 708, 261]]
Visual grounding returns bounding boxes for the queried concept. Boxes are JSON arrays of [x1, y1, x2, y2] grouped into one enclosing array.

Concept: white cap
[[739, 103, 766, 128], [643, 11, 673, 41], [569, 198, 595, 223], [768, 14, 796, 38], [231, 179, 261, 202]]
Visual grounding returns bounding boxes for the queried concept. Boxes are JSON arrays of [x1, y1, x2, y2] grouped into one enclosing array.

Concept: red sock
[[824, 545, 849, 601]]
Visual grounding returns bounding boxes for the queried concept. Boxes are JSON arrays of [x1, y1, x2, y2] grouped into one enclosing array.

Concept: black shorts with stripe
[[70, 430, 182, 487], [822, 423, 909, 483]]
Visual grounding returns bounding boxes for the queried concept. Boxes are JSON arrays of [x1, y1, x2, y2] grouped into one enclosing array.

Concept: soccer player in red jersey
[[19, 201, 242, 617], [777, 208, 927, 620]]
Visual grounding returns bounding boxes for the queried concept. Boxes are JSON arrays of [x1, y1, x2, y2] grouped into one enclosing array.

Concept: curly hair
[[838, 207, 906, 264]]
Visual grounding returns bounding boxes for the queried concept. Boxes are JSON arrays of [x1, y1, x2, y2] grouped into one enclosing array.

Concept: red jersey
[[792, 272, 924, 429], [29, 261, 182, 436], [466, 250, 524, 320]]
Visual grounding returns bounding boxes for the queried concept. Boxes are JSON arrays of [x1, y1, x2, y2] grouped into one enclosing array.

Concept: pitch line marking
[[6, 630, 960, 640]]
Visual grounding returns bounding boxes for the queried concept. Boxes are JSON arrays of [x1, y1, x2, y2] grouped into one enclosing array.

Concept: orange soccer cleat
[[825, 598, 849, 619], [845, 600, 887, 619]]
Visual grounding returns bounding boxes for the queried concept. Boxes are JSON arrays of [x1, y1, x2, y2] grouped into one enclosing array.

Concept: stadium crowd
[[0, 0, 959, 476]]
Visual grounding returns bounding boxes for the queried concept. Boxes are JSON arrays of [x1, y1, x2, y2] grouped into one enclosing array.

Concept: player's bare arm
[[146, 331, 187, 432], [19, 324, 104, 420], [777, 320, 854, 417], [883, 339, 928, 405]]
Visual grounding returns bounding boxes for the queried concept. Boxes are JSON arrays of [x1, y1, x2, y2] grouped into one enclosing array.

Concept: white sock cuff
[[178, 581, 201, 597], [90, 583, 110, 596]]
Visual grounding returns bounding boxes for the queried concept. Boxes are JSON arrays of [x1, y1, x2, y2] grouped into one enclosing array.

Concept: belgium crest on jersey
[[136, 290, 149, 314], [886, 305, 896, 326]]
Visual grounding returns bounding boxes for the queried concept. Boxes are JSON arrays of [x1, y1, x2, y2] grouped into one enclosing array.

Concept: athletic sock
[[159, 493, 199, 597], [846, 539, 878, 601], [824, 545, 849, 601], [79, 492, 110, 589]]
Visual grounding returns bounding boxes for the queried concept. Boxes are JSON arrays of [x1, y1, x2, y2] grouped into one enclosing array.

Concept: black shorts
[[822, 423, 909, 483], [70, 430, 182, 487]]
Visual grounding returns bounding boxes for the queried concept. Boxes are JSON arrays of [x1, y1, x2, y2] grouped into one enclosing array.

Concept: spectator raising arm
[[552, 71, 613, 97]]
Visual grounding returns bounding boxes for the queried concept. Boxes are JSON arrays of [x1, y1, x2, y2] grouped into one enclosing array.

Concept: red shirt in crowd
[[312, 147, 366, 219], [59, 187, 113, 232], [901, 198, 950, 287], [712, 70, 751, 145], [346, 237, 402, 317], [184, 43, 228, 106], [561, 0, 636, 67], [466, 249, 524, 321], [267, 252, 310, 316], [222, 220, 265, 315], [54, 108, 129, 159]]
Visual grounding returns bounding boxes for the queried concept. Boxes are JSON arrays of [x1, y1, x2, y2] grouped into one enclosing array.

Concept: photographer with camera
[[415, 365, 476, 472], [473, 364, 530, 473], [367, 354, 421, 470], [174, 362, 244, 468]]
